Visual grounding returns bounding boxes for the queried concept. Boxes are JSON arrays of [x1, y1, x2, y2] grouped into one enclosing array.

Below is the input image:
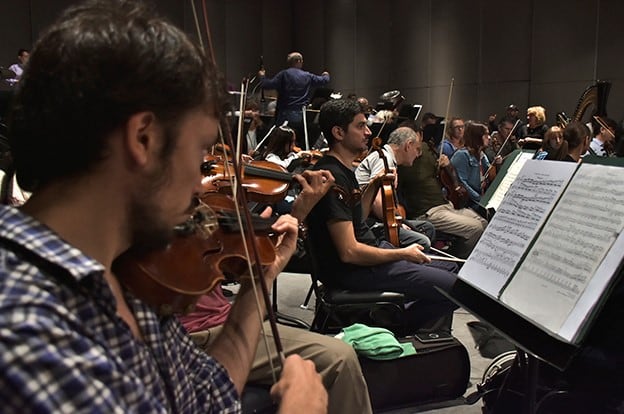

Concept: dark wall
[[1, 0, 622, 124]]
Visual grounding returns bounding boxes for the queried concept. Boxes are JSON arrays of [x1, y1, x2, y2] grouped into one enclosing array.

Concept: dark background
[[1, 0, 622, 124]]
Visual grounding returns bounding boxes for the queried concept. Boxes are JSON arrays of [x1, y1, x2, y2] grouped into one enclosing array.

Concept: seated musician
[[586, 116, 617, 157], [534, 125, 568, 161], [255, 124, 316, 215], [0, 2, 327, 412], [256, 123, 310, 172], [517, 105, 548, 149], [450, 122, 502, 212], [562, 121, 591, 163], [485, 117, 520, 164], [180, 169, 373, 414], [354, 126, 435, 251], [442, 117, 465, 158], [397, 121, 487, 259], [307, 99, 459, 332], [239, 98, 267, 156]]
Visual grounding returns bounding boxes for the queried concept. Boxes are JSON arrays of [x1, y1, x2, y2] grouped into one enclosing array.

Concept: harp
[[556, 81, 611, 128]]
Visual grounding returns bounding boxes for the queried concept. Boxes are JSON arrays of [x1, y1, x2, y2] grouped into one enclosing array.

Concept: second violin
[[201, 154, 294, 204]]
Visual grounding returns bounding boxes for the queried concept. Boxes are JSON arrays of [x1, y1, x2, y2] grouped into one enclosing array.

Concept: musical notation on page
[[501, 163, 624, 342], [458, 160, 578, 297], [486, 151, 534, 211]]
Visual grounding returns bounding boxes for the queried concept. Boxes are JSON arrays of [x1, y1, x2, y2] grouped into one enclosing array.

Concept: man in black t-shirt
[[307, 99, 458, 330]]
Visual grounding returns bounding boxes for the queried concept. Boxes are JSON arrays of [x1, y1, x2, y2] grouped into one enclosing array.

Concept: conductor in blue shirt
[[259, 52, 330, 148]]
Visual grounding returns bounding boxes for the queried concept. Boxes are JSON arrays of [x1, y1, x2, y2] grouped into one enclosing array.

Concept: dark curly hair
[[8, 0, 227, 191], [318, 99, 364, 147]]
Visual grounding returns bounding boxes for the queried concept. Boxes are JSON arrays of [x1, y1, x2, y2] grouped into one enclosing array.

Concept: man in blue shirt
[[259, 52, 330, 148], [0, 1, 327, 412]]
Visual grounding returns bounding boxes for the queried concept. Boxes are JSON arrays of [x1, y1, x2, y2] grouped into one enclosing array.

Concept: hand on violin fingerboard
[[290, 170, 335, 222]]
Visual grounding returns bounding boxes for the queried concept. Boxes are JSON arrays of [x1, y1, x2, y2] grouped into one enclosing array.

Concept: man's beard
[[128, 194, 174, 253], [126, 157, 180, 253]]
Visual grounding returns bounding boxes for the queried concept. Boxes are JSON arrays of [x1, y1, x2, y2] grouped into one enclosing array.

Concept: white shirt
[[8, 63, 23, 80], [355, 144, 396, 187]]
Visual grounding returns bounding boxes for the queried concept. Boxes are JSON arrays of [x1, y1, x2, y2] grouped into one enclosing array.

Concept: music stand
[[440, 261, 624, 413], [423, 122, 445, 148]]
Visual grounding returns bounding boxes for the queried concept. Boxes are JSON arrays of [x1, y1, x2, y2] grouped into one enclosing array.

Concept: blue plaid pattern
[[0, 206, 240, 413]]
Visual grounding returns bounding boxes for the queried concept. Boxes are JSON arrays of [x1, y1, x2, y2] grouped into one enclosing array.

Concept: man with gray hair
[[356, 126, 436, 250], [259, 51, 330, 148]]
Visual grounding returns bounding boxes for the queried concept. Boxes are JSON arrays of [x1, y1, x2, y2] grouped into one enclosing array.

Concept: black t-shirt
[[518, 124, 548, 150], [307, 155, 377, 286]]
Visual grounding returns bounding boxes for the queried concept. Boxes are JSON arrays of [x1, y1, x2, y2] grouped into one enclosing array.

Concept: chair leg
[[271, 279, 311, 330], [299, 283, 314, 309]]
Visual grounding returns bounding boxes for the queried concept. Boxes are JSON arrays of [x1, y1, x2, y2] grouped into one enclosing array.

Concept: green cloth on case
[[341, 323, 417, 360]]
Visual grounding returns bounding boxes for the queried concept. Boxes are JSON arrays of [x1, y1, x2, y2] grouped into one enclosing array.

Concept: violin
[[427, 139, 469, 210], [370, 137, 404, 247], [211, 142, 233, 157], [297, 149, 324, 166], [480, 119, 520, 188], [201, 154, 295, 203], [480, 159, 497, 195], [114, 192, 277, 315]]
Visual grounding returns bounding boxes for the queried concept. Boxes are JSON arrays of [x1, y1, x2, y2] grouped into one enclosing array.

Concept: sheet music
[[486, 151, 534, 211], [501, 164, 624, 342], [458, 160, 577, 297]]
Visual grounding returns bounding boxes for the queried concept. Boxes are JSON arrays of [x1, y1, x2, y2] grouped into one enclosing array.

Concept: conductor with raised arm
[[259, 52, 330, 148], [0, 1, 327, 412]]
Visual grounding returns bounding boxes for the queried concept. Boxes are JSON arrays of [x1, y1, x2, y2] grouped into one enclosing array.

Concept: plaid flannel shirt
[[0, 206, 240, 413]]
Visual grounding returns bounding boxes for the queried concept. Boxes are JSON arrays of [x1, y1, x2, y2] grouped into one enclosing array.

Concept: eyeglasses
[[452, 125, 465, 130]]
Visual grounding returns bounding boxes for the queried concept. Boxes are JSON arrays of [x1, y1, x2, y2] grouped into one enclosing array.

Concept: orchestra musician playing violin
[[397, 121, 487, 259], [354, 126, 436, 251], [451, 122, 502, 212], [231, 98, 268, 156], [0, 1, 328, 412], [256, 124, 308, 171], [485, 117, 520, 164], [254, 123, 321, 215], [307, 99, 459, 333], [180, 169, 373, 414], [587, 116, 617, 157]]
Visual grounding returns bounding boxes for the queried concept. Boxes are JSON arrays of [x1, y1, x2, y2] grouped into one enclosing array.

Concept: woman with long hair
[[535, 126, 568, 161], [256, 124, 304, 171], [451, 121, 500, 210]]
